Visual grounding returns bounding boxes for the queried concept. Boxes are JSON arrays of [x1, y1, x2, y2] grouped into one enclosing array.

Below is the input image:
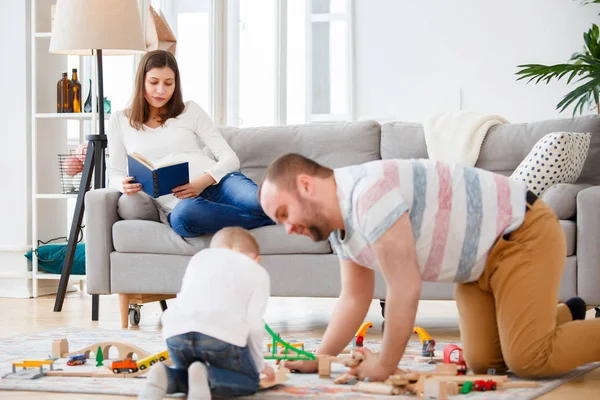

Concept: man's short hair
[[210, 227, 260, 257], [259, 153, 333, 197]]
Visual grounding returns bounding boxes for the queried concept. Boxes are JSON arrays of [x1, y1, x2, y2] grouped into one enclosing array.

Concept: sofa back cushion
[[219, 120, 382, 184], [381, 115, 600, 184]]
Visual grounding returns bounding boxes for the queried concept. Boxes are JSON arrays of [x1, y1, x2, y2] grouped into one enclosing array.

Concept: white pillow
[[510, 132, 591, 197]]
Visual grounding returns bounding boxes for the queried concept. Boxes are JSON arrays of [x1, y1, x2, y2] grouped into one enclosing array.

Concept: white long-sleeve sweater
[[161, 248, 271, 372], [106, 101, 240, 212]]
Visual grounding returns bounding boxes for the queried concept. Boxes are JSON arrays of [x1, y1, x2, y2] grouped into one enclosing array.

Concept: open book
[[127, 152, 189, 198]]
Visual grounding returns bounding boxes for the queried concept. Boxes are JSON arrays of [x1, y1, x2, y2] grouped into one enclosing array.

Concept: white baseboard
[[0, 249, 77, 298], [0, 278, 77, 298]]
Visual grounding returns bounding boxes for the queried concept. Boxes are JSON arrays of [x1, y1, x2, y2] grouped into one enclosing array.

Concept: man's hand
[[282, 359, 318, 373], [349, 348, 395, 382], [261, 365, 275, 381]]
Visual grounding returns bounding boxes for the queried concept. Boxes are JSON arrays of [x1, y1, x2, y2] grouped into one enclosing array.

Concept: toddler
[[138, 227, 274, 399]]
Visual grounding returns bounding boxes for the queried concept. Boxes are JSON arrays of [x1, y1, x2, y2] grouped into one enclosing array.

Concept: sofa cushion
[[381, 115, 600, 184], [220, 120, 381, 184], [541, 183, 592, 220], [510, 132, 591, 196], [561, 220, 576, 257], [112, 221, 331, 256]]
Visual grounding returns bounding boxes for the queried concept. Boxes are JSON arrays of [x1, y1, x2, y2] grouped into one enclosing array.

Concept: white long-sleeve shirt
[[106, 101, 240, 212], [161, 248, 271, 372]]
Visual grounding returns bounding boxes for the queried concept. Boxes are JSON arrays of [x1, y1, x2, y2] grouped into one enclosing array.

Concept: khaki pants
[[455, 198, 600, 378]]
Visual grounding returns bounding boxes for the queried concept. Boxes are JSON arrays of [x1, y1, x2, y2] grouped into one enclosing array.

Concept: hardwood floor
[[1, 291, 598, 399]]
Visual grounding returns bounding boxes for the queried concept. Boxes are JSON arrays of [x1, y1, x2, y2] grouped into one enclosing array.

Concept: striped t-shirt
[[328, 159, 528, 283]]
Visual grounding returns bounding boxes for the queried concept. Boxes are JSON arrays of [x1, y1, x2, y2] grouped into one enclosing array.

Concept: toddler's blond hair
[[210, 227, 260, 259]]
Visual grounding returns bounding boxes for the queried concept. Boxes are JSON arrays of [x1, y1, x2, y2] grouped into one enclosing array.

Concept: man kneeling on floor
[[259, 153, 598, 381]]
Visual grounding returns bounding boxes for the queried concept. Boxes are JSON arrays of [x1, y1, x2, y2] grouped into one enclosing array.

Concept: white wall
[[0, 0, 31, 292], [354, 0, 599, 123]]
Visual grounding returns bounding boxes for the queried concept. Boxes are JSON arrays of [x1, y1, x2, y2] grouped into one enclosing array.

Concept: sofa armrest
[[541, 183, 592, 220], [85, 188, 122, 294], [576, 186, 600, 305]]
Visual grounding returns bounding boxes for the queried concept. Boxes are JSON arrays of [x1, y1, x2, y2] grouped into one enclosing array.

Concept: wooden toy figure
[[96, 346, 104, 367]]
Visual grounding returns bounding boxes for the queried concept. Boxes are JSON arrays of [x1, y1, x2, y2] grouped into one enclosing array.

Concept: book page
[[130, 152, 155, 170]]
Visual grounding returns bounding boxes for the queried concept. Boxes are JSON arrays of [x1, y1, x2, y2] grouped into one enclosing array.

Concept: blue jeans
[[168, 172, 275, 237], [165, 332, 260, 397]]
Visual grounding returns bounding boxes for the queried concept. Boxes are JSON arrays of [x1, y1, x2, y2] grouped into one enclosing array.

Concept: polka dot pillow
[[510, 132, 591, 197]]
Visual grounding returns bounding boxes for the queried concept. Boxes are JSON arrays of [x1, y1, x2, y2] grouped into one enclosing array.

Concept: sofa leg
[[91, 294, 99, 321], [119, 294, 130, 329], [595, 307, 600, 318]]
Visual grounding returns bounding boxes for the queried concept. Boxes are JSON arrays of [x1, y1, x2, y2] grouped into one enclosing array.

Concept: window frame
[[224, 0, 354, 127]]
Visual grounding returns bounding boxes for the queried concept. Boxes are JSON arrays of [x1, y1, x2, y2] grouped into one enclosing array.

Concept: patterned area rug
[[0, 327, 598, 399]]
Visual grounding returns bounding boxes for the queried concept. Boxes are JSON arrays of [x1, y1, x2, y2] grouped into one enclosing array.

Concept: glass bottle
[[57, 72, 72, 113], [71, 69, 82, 113], [84, 79, 92, 113]]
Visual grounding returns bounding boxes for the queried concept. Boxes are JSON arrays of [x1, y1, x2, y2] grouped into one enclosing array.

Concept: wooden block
[[317, 356, 332, 378], [52, 338, 69, 358], [446, 381, 459, 395], [424, 379, 447, 400], [429, 374, 508, 383], [435, 364, 458, 375], [498, 381, 541, 389], [351, 382, 401, 395], [259, 365, 288, 389], [333, 372, 357, 385], [387, 375, 410, 386], [414, 375, 425, 395]]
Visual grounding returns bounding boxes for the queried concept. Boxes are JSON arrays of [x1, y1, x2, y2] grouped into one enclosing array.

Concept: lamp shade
[[49, 0, 146, 55]]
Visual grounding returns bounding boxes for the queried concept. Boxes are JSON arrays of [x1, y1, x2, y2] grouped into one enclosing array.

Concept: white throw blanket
[[423, 111, 509, 166]]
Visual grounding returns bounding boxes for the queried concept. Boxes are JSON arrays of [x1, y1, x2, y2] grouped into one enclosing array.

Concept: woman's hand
[[122, 176, 142, 196], [172, 173, 216, 199]]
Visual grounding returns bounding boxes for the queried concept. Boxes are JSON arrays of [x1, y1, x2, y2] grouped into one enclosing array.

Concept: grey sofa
[[86, 116, 600, 328]]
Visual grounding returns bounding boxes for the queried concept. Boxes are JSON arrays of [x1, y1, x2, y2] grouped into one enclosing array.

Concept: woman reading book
[[107, 50, 274, 236]]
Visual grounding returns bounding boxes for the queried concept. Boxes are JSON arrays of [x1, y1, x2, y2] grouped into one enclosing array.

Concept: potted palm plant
[[516, 1, 600, 116]]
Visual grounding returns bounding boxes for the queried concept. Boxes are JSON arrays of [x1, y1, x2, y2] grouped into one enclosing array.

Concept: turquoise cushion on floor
[[24, 243, 86, 275]]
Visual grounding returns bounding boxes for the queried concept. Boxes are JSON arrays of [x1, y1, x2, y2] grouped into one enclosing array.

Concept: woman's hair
[[128, 50, 185, 130]]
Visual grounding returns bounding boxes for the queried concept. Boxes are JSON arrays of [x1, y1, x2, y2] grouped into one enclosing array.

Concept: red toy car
[[473, 379, 497, 391]]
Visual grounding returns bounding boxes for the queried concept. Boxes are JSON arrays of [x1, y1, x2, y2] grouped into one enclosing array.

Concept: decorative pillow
[[117, 192, 160, 221], [510, 132, 591, 197], [24, 243, 86, 275]]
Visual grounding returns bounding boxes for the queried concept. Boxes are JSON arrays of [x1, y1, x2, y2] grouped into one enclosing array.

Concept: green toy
[[460, 381, 473, 394], [95, 346, 104, 367], [264, 323, 316, 361]]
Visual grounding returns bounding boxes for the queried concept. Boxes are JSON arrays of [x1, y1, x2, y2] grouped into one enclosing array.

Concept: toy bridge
[[264, 323, 316, 361]]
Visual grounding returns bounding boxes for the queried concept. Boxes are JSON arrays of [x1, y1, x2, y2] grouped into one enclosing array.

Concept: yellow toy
[[414, 326, 437, 361], [137, 350, 170, 370], [353, 321, 373, 347]]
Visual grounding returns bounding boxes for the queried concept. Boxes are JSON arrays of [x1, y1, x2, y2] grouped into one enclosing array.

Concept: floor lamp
[[49, 0, 146, 316]]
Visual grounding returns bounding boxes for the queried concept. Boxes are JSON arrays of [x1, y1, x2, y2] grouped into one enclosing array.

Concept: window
[[228, 0, 353, 127], [149, 0, 213, 113]]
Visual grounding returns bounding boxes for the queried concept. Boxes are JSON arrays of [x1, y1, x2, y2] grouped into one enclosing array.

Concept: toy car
[[137, 350, 170, 370], [112, 358, 139, 374], [473, 379, 497, 391], [66, 354, 87, 366]]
